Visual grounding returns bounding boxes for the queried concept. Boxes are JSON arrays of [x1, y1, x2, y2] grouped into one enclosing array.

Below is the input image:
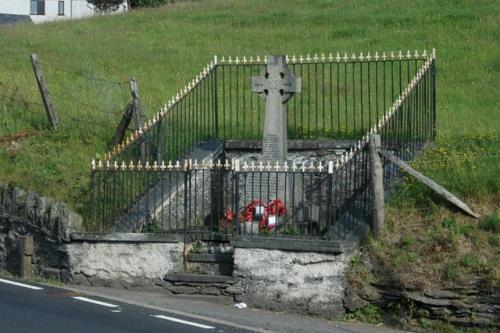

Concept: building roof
[[0, 14, 32, 25]]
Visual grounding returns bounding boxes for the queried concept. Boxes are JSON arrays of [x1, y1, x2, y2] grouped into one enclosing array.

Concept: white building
[[0, 0, 128, 24]]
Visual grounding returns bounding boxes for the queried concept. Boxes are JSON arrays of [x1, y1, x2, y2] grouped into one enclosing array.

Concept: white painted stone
[[233, 248, 354, 318], [67, 242, 183, 283]]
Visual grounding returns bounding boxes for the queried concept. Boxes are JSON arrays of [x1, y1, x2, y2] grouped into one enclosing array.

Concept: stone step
[[164, 273, 236, 284], [160, 274, 241, 298], [187, 253, 234, 264]]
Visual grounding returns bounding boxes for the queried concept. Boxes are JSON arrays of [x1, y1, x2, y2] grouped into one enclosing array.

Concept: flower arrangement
[[242, 199, 286, 231]]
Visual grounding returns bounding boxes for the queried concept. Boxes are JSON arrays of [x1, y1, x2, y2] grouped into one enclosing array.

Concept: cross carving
[[252, 56, 301, 103], [251, 55, 301, 161]]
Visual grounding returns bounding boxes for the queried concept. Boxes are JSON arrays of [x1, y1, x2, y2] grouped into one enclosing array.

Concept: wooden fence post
[[20, 235, 33, 279], [369, 134, 384, 238], [129, 78, 146, 161], [30, 54, 59, 130]]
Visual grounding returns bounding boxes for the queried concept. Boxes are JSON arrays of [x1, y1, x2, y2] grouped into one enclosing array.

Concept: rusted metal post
[[20, 235, 33, 279], [369, 134, 384, 238]]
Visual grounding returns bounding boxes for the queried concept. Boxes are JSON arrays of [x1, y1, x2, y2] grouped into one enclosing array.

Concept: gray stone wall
[[0, 182, 82, 280], [67, 240, 183, 286], [232, 247, 354, 319]]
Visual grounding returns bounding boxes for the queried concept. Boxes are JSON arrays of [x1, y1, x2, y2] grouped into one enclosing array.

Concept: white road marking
[[72, 296, 119, 308], [151, 315, 215, 329], [110, 309, 122, 313], [0, 278, 43, 290]]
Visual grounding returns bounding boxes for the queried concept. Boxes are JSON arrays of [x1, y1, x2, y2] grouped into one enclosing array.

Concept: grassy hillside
[[0, 0, 498, 217]]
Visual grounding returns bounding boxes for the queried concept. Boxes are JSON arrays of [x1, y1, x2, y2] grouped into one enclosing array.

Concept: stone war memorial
[[11, 50, 485, 322], [82, 50, 437, 318]]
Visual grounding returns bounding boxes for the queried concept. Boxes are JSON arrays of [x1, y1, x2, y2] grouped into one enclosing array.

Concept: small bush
[[480, 210, 500, 233], [444, 262, 459, 281], [460, 254, 479, 268], [344, 304, 383, 324]]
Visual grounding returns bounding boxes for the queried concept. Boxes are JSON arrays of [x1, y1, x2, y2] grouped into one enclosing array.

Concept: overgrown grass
[[0, 0, 498, 218]]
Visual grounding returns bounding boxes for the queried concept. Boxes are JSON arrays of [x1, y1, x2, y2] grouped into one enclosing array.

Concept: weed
[[189, 240, 203, 254], [141, 220, 161, 233], [350, 254, 363, 268], [344, 304, 383, 325], [480, 210, 500, 233], [444, 262, 459, 281], [460, 254, 479, 268], [283, 225, 299, 236]]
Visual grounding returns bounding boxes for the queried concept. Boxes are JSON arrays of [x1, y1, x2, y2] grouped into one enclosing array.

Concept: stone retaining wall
[[68, 234, 184, 287], [232, 245, 355, 319]]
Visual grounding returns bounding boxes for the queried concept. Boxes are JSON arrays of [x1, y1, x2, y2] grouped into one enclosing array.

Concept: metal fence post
[[369, 134, 384, 238]]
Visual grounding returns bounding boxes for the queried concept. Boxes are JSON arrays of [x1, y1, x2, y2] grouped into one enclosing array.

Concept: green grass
[[0, 0, 499, 218]]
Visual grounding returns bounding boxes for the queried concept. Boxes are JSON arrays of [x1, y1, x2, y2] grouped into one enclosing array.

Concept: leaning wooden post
[[30, 54, 59, 130], [20, 235, 33, 279], [369, 134, 384, 238], [129, 78, 146, 161]]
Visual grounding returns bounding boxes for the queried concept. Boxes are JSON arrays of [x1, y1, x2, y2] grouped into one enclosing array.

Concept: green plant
[[444, 262, 459, 281], [480, 210, 500, 233], [283, 225, 299, 236], [489, 234, 500, 246], [189, 240, 203, 254], [141, 221, 161, 233], [460, 254, 479, 268], [350, 254, 363, 267], [344, 304, 383, 324]]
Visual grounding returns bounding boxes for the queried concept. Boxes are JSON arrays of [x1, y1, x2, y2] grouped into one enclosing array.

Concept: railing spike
[[258, 161, 264, 171], [264, 55, 268, 63], [313, 53, 319, 62], [382, 51, 387, 61], [265, 161, 272, 171], [414, 50, 419, 57], [250, 161, 256, 171], [160, 160, 166, 171], [422, 49, 427, 58], [351, 52, 356, 60], [256, 55, 261, 63], [152, 161, 158, 171], [234, 159, 241, 172], [243, 56, 248, 64], [398, 50, 403, 59], [283, 161, 289, 172], [136, 160, 142, 171], [335, 160, 340, 170], [301, 161, 307, 172], [359, 52, 364, 61], [406, 50, 412, 58], [167, 161, 173, 170], [242, 160, 249, 171], [91, 159, 96, 170], [235, 56, 240, 64], [318, 161, 324, 172], [390, 51, 395, 59], [432, 48, 436, 59], [128, 160, 134, 170], [213, 54, 218, 65], [216, 159, 222, 168], [292, 54, 297, 63], [175, 160, 181, 170], [366, 52, 372, 61], [292, 163, 298, 172], [145, 161, 151, 170], [343, 53, 349, 62], [275, 160, 281, 171], [224, 159, 231, 169], [328, 53, 333, 61], [285, 55, 289, 62], [228, 56, 233, 64], [320, 53, 326, 62], [221, 56, 226, 63], [306, 54, 311, 62], [328, 161, 334, 174], [299, 54, 304, 63]]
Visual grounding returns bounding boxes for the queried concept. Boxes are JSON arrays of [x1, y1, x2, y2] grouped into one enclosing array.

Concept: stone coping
[[231, 237, 354, 254], [70, 233, 183, 243]]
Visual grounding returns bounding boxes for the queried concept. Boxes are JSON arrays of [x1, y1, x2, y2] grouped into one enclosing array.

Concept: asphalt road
[[0, 278, 253, 333]]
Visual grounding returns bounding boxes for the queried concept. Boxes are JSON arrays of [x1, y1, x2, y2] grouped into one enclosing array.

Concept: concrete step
[[164, 273, 236, 284], [187, 253, 234, 263]]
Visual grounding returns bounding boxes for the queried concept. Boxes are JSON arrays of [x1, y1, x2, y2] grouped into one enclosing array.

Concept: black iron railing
[[89, 50, 436, 239]]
